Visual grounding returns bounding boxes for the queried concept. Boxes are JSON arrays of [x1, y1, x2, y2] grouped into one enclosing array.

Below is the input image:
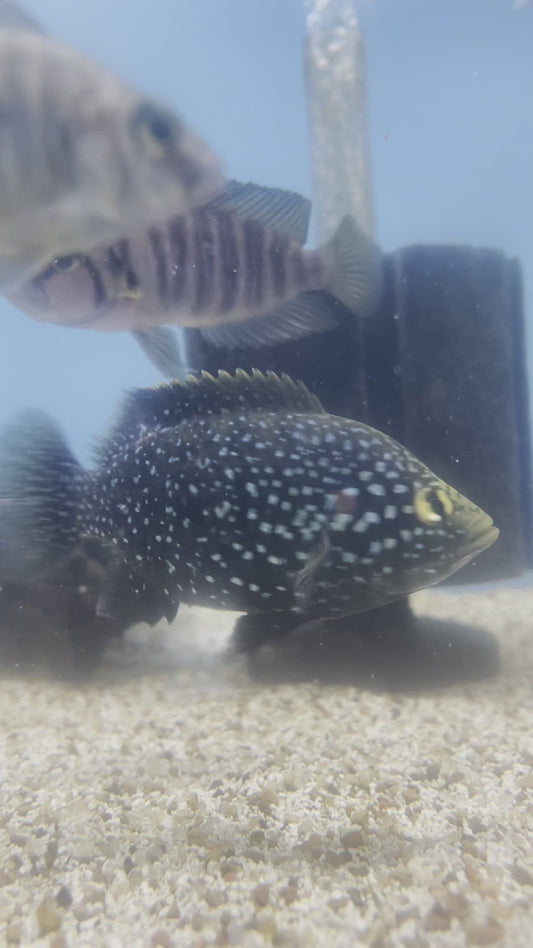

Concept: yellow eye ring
[[414, 486, 454, 524]]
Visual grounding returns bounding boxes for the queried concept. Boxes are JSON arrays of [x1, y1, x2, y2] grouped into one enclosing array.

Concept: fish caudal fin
[[325, 215, 383, 318], [0, 411, 85, 581]]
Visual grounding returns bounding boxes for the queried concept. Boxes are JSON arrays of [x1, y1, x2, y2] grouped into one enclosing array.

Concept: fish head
[[7, 252, 111, 326], [109, 97, 224, 227], [327, 435, 499, 605], [376, 473, 499, 595]]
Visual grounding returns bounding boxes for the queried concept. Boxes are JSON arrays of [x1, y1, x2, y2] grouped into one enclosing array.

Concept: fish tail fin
[[0, 411, 86, 581], [324, 215, 384, 317]]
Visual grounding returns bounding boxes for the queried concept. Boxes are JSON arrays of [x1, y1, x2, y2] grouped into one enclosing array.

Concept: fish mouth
[[459, 516, 499, 560]]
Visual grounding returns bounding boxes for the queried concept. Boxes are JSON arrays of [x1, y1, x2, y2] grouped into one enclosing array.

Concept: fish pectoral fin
[[293, 531, 332, 610], [198, 290, 344, 351], [0, 1, 44, 34], [206, 180, 312, 245], [131, 327, 190, 380]]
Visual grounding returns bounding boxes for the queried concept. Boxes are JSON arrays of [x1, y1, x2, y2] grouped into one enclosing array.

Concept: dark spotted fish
[[0, 371, 497, 637], [8, 181, 383, 375], [0, 2, 222, 291]]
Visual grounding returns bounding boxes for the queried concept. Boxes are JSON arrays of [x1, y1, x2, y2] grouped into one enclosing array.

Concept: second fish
[[9, 181, 383, 366]]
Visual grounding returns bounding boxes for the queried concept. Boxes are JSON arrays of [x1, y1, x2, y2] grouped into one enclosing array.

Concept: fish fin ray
[[96, 558, 180, 626], [207, 180, 311, 244], [198, 290, 343, 350], [0, 411, 84, 580], [131, 327, 190, 380], [325, 215, 383, 317], [293, 531, 332, 610], [95, 369, 325, 459]]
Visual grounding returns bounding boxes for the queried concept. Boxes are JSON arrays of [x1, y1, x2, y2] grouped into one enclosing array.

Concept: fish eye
[[414, 486, 454, 524], [52, 254, 82, 272], [130, 103, 180, 158]]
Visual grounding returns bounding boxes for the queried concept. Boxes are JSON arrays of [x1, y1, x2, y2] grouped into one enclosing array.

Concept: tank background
[[0, 0, 530, 561]]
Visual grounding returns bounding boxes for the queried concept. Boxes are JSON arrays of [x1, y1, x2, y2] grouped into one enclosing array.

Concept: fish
[[7, 180, 383, 375], [0, 2, 222, 291], [0, 371, 498, 643]]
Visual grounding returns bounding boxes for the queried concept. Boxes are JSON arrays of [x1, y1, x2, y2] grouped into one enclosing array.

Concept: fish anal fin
[[198, 290, 343, 350], [96, 559, 180, 627]]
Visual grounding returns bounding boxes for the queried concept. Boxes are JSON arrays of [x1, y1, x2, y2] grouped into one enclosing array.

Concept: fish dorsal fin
[[207, 180, 312, 245], [0, 2, 44, 33], [97, 370, 325, 458]]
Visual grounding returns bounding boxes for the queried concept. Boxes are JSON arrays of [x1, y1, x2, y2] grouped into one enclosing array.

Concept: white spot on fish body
[[215, 501, 231, 519], [331, 513, 353, 532], [341, 552, 357, 564], [368, 483, 386, 496]]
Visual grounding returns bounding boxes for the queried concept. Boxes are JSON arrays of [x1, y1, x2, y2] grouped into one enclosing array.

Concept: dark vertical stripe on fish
[[243, 219, 264, 308], [290, 246, 307, 292], [109, 240, 139, 294], [168, 217, 187, 303], [217, 212, 239, 314], [270, 231, 288, 299], [192, 209, 215, 312], [148, 228, 168, 304], [303, 249, 325, 291], [81, 255, 106, 309]]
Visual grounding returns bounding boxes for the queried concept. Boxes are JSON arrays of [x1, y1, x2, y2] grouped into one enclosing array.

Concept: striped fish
[[8, 181, 383, 374]]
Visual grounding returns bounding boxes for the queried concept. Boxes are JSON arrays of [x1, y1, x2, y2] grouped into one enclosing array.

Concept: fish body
[[8, 181, 383, 355], [0, 4, 222, 289], [0, 372, 498, 635]]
